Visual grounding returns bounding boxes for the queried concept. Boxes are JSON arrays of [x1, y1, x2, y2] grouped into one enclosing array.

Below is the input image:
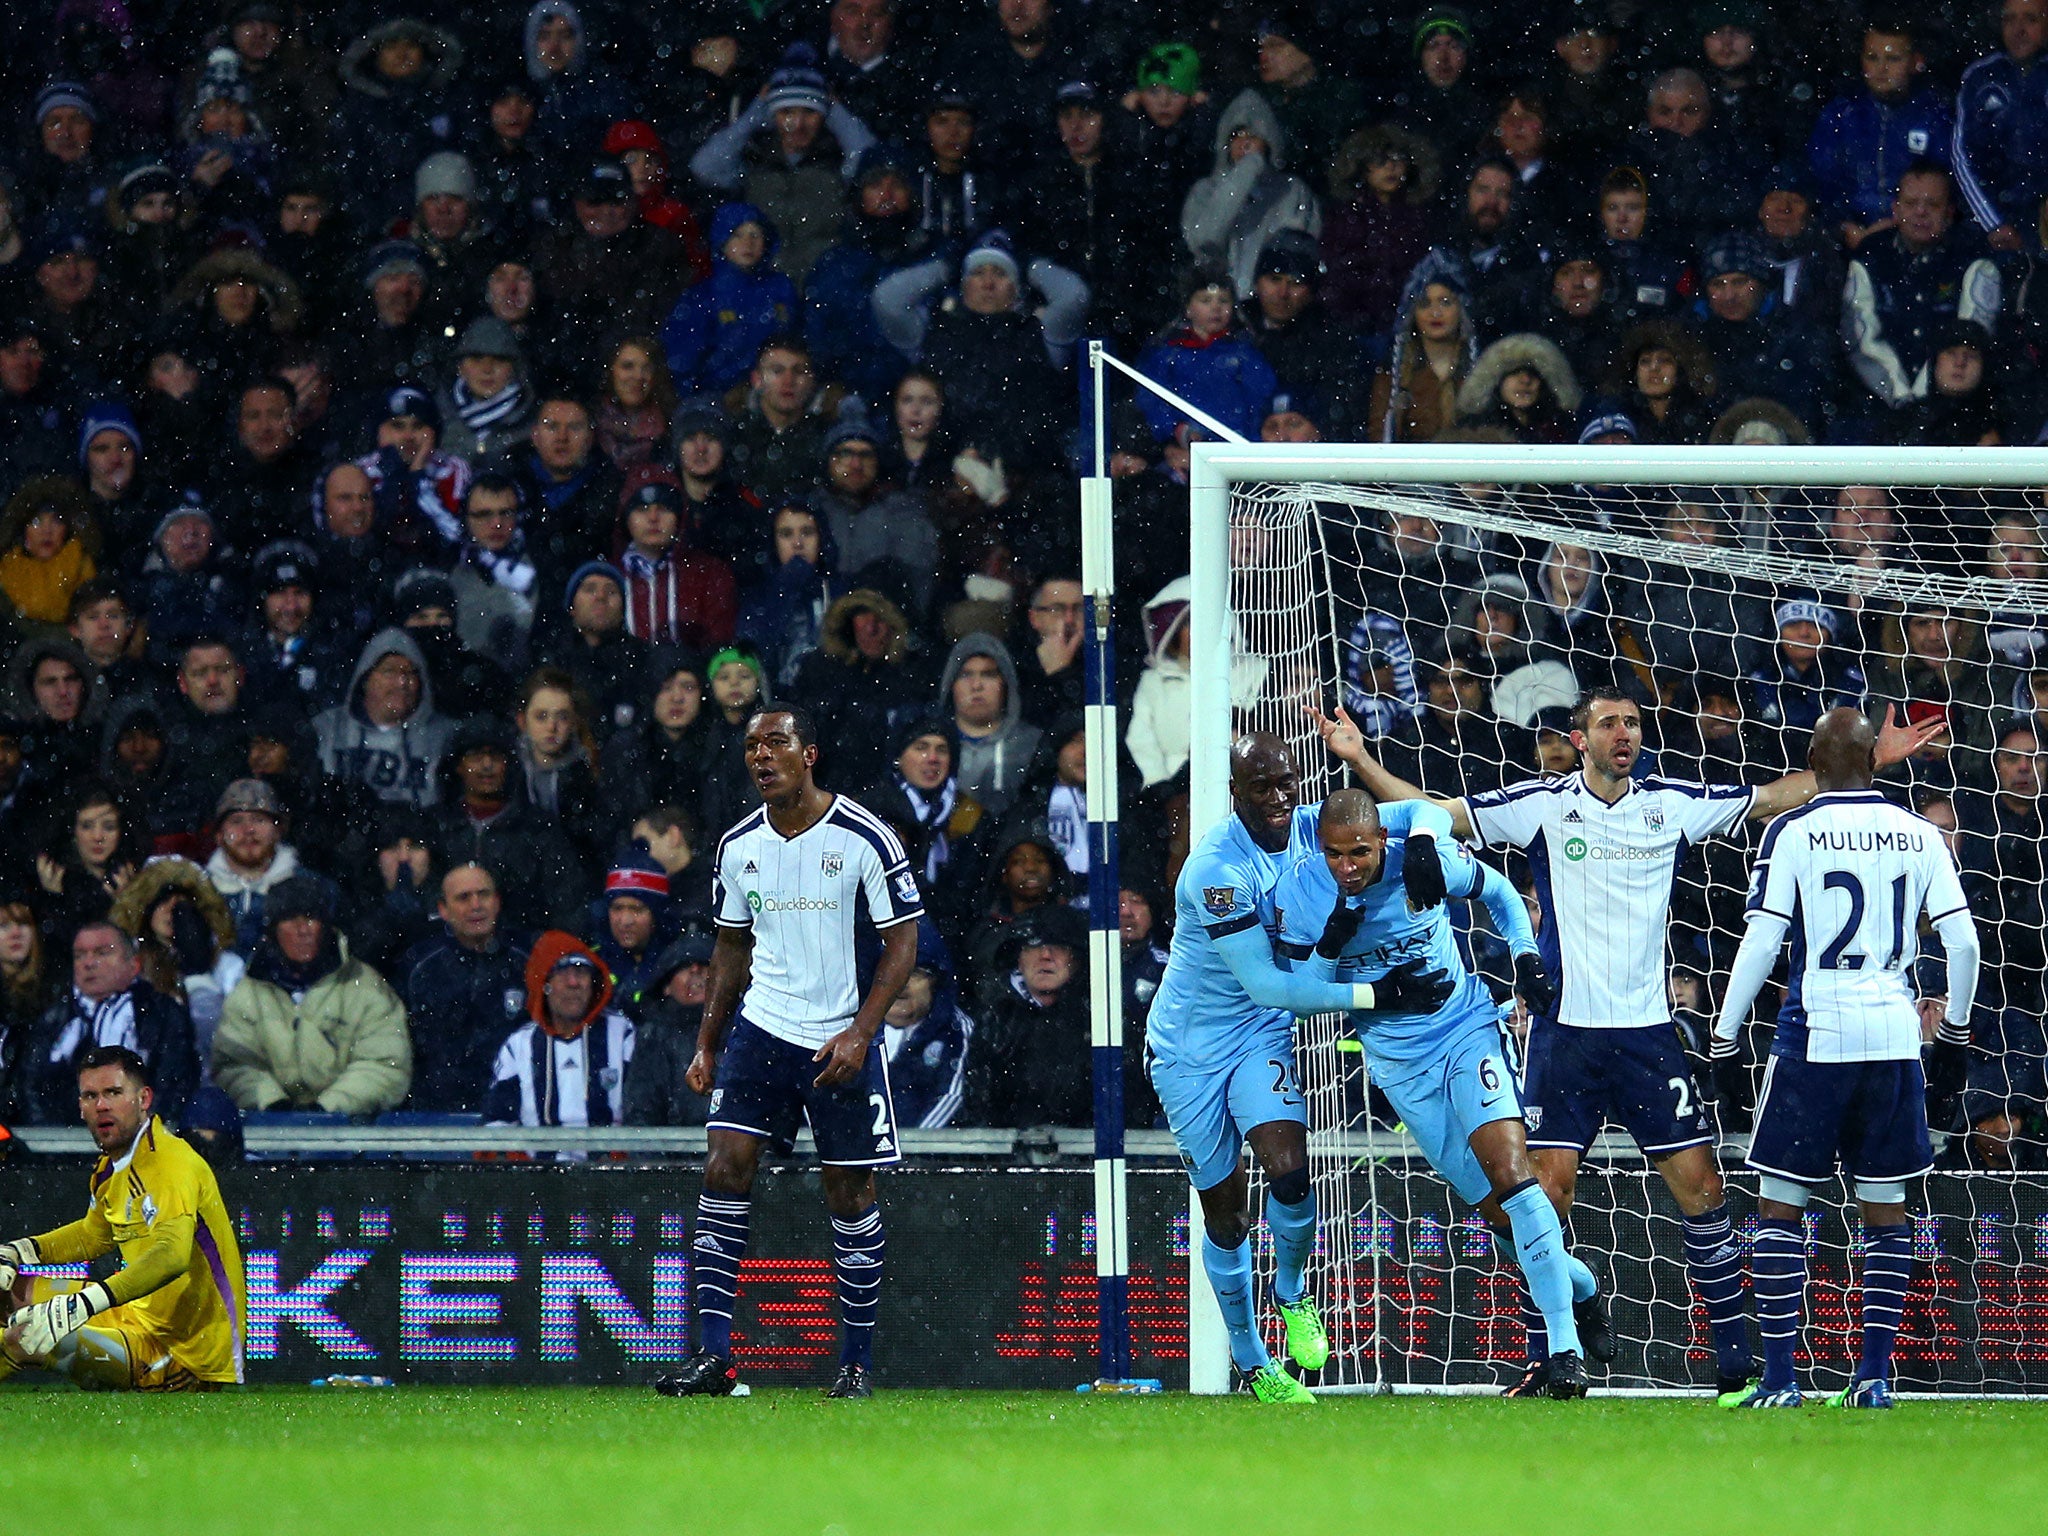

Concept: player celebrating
[[1320, 688, 1941, 1397], [655, 705, 922, 1400], [1275, 791, 1605, 1398], [0, 1046, 245, 1391], [1712, 708, 1979, 1409], [1149, 733, 1454, 1404]]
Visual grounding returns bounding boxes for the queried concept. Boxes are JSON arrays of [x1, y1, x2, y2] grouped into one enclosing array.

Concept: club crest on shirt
[[1524, 1104, 1543, 1132], [821, 851, 843, 877], [1204, 886, 1238, 916], [1643, 805, 1665, 832]]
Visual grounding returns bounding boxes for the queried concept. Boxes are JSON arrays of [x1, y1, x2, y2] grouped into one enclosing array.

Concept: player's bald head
[[1808, 707, 1877, 790], [1320, 787, 1380, 833], [1229, 731, 1293, 786]]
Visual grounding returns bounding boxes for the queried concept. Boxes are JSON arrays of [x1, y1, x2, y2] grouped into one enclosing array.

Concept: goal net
[[1188, 443, 2048, 1397]]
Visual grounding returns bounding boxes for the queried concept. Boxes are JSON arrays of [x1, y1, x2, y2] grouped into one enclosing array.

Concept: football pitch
[[0, 1388, 2038, 1534]]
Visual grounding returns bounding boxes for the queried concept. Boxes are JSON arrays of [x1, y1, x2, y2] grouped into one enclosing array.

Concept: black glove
[[169, 901, 215, 975], [1316, 899, 1363, 959], [1402, 832, 1447, 910], [1511, 952, 1556, 1018], [1926, 1035, 1970, 1127], [1712, 1051, 1749, 1116], [1367, 961, 1455, 1014]]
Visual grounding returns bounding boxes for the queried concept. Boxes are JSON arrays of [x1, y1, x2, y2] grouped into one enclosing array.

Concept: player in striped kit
[[654, 705, 922, 1400], [1712, 709, 1979, 1409], [1323, 687, 1941, 1398]]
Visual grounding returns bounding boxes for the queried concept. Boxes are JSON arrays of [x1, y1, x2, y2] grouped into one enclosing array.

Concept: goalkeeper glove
[[1401, 831, 1447, 911], [1511, 952, 1556, 1018], [1359, 961, 1454, 1015], [1316, 899, 1363, 960], [11, 1282, 110, 1357], [0, 1237, 37, 1291], [1708, 1036, 1748, 1116]]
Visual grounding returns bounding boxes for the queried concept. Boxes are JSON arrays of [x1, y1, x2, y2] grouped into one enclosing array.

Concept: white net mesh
[[1225, 471, 2048, 1394]]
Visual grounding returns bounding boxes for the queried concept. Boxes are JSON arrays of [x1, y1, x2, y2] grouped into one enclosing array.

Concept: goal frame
[[1185, 440, 2048, 1395]]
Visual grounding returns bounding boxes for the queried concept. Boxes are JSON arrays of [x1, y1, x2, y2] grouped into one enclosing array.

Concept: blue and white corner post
[[1081, 340, 1138, 1388]]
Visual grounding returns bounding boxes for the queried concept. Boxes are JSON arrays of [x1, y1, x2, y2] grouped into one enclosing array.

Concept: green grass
[[0, 1388, 2038, 1535]]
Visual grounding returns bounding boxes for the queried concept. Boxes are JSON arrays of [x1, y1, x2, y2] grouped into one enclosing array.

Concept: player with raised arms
[[1319, 687, 1941, 1398], [1711, 708, 1979, 1409], [1275, 789, 1605, 1398], [1148, 732, 1455, 1403], [0, 1046, 246, 1391], [656, 704, 922, 1400]]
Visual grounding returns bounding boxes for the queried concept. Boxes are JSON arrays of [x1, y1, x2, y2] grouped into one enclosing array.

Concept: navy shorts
[[1520, 1020, 1713, 1157], [1745, 1054, 1932, 1187], [708, 1016, 901, 1167]]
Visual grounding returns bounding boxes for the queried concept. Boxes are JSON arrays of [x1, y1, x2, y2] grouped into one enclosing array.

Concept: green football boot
[[1275, 1294, 1331, 1373], [1247, 1362, 1317, 1404]]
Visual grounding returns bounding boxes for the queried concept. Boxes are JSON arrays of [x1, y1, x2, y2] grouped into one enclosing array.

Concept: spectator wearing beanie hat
[[437, 317, 533, 463], [540, 561, 651, 736], [431, 715, 588, 933], [536, 156, 692, 370], [24, 80, 103, 225], [613, 465, 739, 651], [241, 539, 354, 715], [591, 847, 673, 1010], [1123, 44, 1217, 244], [689, 44, 879, 284], [814, 418, 938, 616], [337, 238, 441, 390], [602, 120, 713, 281], [872, 227, 1088, 462], [355, 383, 471, 550], [76, 402, 153, 562], [1693, 229, 1832, 428], [1743, 599, 1867, 769], [212, 870, 412, 1115], [409, 151, 496, 323], [1252, 7, 1368, 188], [658, 202, 798, 396]]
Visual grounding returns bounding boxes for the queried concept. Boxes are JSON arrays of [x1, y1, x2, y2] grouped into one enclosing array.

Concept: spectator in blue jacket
[[1134, 267, 1279, 444], [659, 203, 799, 397], [1743, 599, 1868, 769], [1954, 0, 2048, 249], [1808, 17, 1955, 240], [880, 918, 972, 1128]]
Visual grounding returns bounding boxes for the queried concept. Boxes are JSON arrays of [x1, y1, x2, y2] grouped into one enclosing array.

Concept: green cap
[[1413, 5, 1473, 54], [1136, 41, 1201, 97]]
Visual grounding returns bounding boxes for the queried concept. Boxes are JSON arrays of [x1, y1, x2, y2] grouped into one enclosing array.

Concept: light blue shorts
[[1149, 1041, 1307, 1191], [1368, 1011, 1522, 1207]]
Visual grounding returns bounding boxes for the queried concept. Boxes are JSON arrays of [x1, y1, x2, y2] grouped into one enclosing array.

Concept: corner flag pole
[[1079, 341, 1156, 1392]]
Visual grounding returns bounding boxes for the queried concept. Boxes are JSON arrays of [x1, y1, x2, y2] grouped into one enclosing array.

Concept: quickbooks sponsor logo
[[1564, 837, 1588, 862], [755, 895, 841, 913]]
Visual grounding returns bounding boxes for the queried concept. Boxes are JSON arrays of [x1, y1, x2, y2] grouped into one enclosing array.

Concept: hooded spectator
[[334, 18, 464, 227], [108, 855, 243, 1071], [1180, 88, 1320, 303], [524, 1, 632, 161], [600, 653, 713, 825], [936, 633, 1043, 819], [790, 588, 929, 792], [660, 203, 799, 398], [311, 628, 454, 809], [1320, 122, 1437, 336], [1456, 333, 1583, 443], [621, 928, 716, 1124], [1127, 575, 1266, 789], [485, 928, 634, 1125], [602, 120, 712, 279], [878, 920, 973, 1127], [1370, 259, 1479, 443], [804, 145, 933, 401]]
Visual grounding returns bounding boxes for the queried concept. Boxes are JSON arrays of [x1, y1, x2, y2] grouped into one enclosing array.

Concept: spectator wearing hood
[[398, 861, 533, 1113], [964, 902, 1090, 1126], [333, 18, 464, 227], [1608, 319, 1721, 446], [1523, 235, 1625, 393], [431, 714, 588, 933], [737, 497, 840, 688], [1115, 44, 1216, 251], [524, 1, 632, 160], [1894, 319, 2006, 446], [1127, 575, 1266, 790], [871, 229, 1088, 462], [590, 847, 672, 1011], [621, 928, 716, 1124], [690, 46, 878, 285], [600, 654, 713, 824], [311, 628, 454, 809], [1455, 333, 1582, 443], [485, 929, 634, 1126], [30, 916, 197, 1122], [0, 472, 98, 629], [789, 588, 928, 792], [108, 855, 243, 1075], [659, 202, 799, 396], [1370, 260, 1479, 443], [879, 919, 972, 1128], [212, 874, 410, 1114], [963, 814, 1070, 985], [12, 634, 101, 789], [937, 632, 1043, 820], [334, 239, 443, 393], [1180, 87, 1320, 304], [99, 695, 179, 842], [1135, 268, 1279, 445], [1320, 122, 1437, 339], [396, 568, 515, 721], [465, 76, 553, 248], [1250, 9, 1368, 194], [804, 146, 932, 401]]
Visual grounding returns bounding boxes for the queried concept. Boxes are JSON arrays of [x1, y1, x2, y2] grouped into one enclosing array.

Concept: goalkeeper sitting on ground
[[0, 1046, 245, 1392]]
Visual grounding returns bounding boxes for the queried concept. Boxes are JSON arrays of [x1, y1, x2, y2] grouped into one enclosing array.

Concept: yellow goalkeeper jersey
[[34, 1116, 245, 1384]]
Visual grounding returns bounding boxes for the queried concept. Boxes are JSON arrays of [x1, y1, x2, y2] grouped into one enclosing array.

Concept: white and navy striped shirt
[[1744, 791, 1968, 1063], [715, 794, 924, 1049], [1468, 773, 1754, 1028]]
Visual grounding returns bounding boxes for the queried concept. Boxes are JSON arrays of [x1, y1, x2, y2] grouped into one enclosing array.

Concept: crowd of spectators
[[0, 0, 2046, 1163]]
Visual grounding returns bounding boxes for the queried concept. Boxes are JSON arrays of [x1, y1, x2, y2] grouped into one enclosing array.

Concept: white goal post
[[1185, 441, 2048, 1397]]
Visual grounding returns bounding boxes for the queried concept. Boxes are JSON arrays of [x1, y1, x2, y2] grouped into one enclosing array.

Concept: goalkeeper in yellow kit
[[0, 1046, 245, 1391]]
